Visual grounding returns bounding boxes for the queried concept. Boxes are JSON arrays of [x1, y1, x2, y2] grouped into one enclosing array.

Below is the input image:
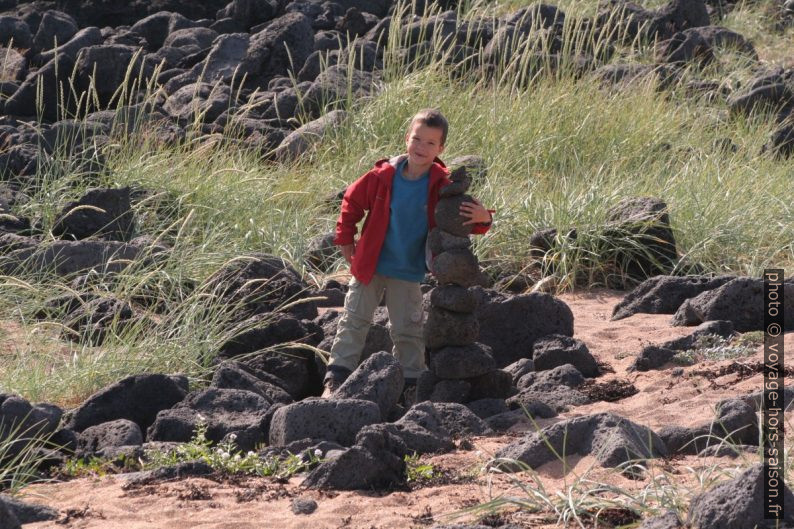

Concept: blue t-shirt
[[375, 159, 429, 282]]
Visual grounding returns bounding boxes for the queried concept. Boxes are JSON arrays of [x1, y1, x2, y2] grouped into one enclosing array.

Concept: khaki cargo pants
[[328, 274, 426, 379]]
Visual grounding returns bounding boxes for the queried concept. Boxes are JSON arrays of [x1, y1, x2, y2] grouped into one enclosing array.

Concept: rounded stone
[[429, 379, 471, 403], [439, 179, 469, 198], [434, 194, 475, 237], [424, 306, 479, 349], [427, 227, 471, 255], [429, 285, 478, 313], [428, 343, 496, 379], [432, 248, 479, 287]]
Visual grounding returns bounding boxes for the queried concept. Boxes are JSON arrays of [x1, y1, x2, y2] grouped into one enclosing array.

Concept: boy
[[323, 109, 493, 396]]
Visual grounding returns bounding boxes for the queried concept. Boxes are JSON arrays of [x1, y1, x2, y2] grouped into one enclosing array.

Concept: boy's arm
[[459, 196, 494, 235], [333, 171, 374, 245]]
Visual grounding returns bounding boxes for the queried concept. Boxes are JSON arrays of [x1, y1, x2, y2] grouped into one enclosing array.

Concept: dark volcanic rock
[[357, 401, 487, 456], [130, 11, 197, 50], [303, 425, 406, 490], [217, 0, 279, 30], [302, 64, 376, 118], [510, 369, 589, 412], [612, 275, 735, 320], [503, 358, 535, 388], [247, 12, 314, 82], [432, 249, 480, 287], [63, 296, 135, 345], [75, 45, 154, 107], [427, 227, 471, 255], [305, 231, 340, 271], [660, 319, 736, 351], [3, 55, 76, 121], [269, 398, 381, 447], [202, 253, 317, 321], [659, 398, 760, 455], [242, 348, 321, 401], [467, 369, 515, 401], [629, 345, 677, 372], [2, 240, 144, 276], [333, 351, 404, 417], [688, 464, 794, 529], [466, 398, 509, 419], [494, 412, 667, 472], [77, 419, 143, 455], [210, 360, 293, 404], [0, 394, 62, 452], [656, 28, 714, 66], [33, 10, 78, 52], [532, 334, 599, 377], [428, 343, 496, 379], [195, 33, 251, 83], [408, 402, 491, 437], [425, 306, 479, 349], [0, 495, 20, 529], [147, 388, 276, 451], [429, 285, 478, 313], [517, 364, 585, 391], [672, 277, 794, 331], [218, 312, 320, 359], [0, 494, 57, 525], [63, 374, 188, 433], [164, 82, 232, 123], [0, 16, 32, 49], [475, 290, 574, 367], [604, 196, 678, 285], [434, 194, 475, 237], [728, 83, 794, 117], [429, 379, 471, 403], [766, 120, 794, 159], [52, 187, 134, 241], [290, 496, 318, 515]]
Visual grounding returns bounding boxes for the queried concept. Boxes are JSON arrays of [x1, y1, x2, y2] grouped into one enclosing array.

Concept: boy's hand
[[341, 243, 355, 264], [460, 197, 491, 225]]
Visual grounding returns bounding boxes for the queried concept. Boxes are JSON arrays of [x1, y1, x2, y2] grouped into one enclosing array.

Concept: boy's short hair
[[410, 108, 449, 146]]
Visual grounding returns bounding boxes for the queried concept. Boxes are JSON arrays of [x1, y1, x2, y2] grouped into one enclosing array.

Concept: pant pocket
[[345, 277, 363, 314], [404, 285, 425, 328]]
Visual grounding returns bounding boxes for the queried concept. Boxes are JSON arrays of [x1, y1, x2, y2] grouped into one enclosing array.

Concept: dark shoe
[[321, 366, 351, 398], [399, 378, 418, 407]]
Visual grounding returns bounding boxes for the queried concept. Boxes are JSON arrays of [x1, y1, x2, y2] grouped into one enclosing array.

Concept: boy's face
[[405, 121, 445, 168]]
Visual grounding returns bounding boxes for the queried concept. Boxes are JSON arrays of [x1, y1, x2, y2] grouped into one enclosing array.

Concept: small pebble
[[291, 497, 318, 515]]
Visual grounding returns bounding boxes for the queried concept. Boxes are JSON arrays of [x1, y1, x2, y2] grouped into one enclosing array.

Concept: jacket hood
[[373, 155, 448, 182]]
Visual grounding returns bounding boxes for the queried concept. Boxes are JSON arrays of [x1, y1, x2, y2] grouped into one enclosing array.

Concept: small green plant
[[405, 452, 435, 482], [672, 333, 762, 366], [60, 454, 138, 478], [143, 418, 320, 478]]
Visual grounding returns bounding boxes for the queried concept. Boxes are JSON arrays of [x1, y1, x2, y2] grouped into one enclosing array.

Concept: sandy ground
[[17, 289, 794, 529]]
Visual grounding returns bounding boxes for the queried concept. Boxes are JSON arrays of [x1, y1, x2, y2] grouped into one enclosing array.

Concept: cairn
[[417, 164, 513, 404]]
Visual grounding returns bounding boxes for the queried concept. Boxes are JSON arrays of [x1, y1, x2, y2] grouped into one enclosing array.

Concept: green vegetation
[[404, 452, 436, 482], [56, 418, 321, 481], [143, 418, 320, 478], [672, 331, 764, 365]]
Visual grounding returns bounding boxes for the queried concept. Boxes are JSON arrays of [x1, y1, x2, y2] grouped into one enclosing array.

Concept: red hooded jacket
[[333, 155, 493, 285]]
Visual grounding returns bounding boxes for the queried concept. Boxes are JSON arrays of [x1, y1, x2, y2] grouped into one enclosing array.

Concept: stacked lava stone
[[416, 165, 513, 404]]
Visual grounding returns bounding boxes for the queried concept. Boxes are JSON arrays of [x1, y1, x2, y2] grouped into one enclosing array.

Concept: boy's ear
[[438, 144, 445, 154]]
